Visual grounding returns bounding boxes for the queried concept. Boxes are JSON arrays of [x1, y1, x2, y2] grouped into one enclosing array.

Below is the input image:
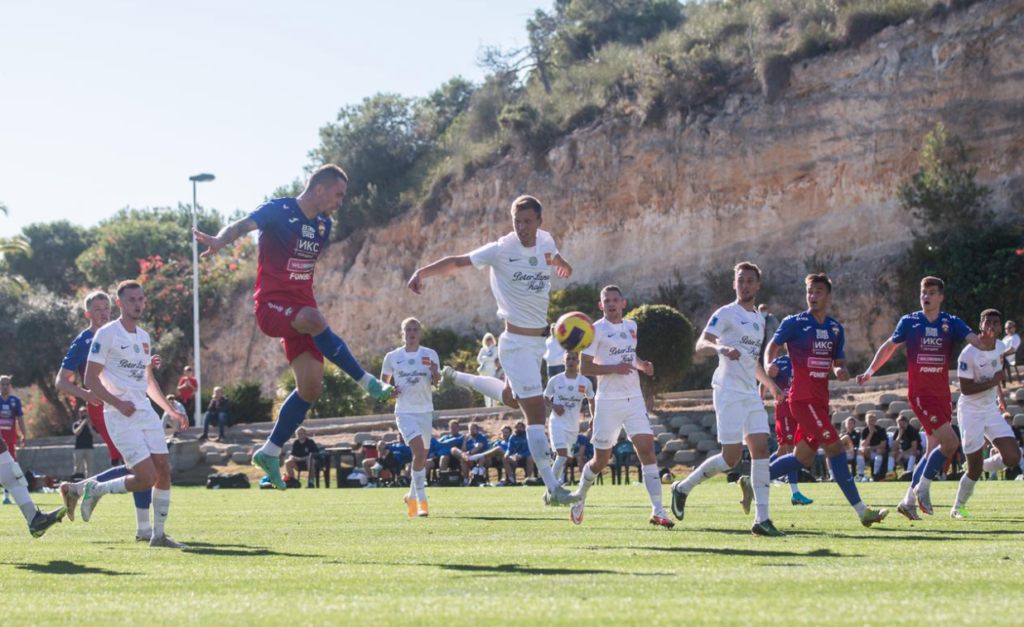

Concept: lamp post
[[189, 173, 215, 430]]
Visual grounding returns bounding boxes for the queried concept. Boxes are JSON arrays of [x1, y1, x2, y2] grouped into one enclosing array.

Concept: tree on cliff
[[624, 304, 694, 405]]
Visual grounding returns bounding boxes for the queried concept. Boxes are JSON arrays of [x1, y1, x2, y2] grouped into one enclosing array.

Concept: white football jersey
[[957, 340, 1005, 413], [544, 373, 594, 427], [469, 229, 559, 329], [87, 319, 152, 400], [703, 302, 765, 394], [583, 318, 642, 400], [382, 346, 440, 414]]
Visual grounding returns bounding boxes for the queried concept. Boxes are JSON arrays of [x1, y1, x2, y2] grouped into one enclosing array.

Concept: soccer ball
[[554, 312, 595, 352]]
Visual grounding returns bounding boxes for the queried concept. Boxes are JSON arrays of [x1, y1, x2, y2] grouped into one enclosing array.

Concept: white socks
[[94, 476, 130, 496], [553, 455, 567, 484], [0, 453, 37, 523], [873, 455, 883, 476], [576, 461, 597, 499], [137, 501, 152, 536], [751, 458, 770, 523], [789, 481, 800, 495], [257, 442, 282, 457], [853, 501, 867, 518], [678, 454, 731, 494], [412, 468, 427, 502], [357, 372, 374, 391], [152, 488, 171, 538], [983, 455, 1006, 474], [906, 455, 916, 473], [454, 373, 505, 402], [525, 424, 559, 491], [642, 464, 665, 516], [856, 455, 865, 476], [954, 475, 976, 509]]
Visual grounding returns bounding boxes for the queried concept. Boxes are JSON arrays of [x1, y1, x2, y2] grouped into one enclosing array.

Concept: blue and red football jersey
[[772, 311, 845, 404], [891, 311, 970, 400], [249, 198, 332, 307]]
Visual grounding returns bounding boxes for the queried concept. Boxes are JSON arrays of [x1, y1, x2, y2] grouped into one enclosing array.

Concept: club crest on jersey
[[91, 342, 101, 354], [753, 322, 760, 331], [301, 225, 315, 239], [529, 256, 538, 267], [620, 332, 627, 339], [408, 359, 415, 365], [421, 357, 431, 365], [318, 222, 326, 238], [991, 359, 998, 368], [134, 345, 140, 354], [942, 321, 950, 334]]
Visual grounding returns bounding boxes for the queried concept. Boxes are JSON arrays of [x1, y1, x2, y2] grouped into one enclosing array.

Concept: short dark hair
[[307, 164, 348, 190], [510, 195, 543, 216], [805, 273, 832, 293], [83, 291, 109, 309], [980, 308, 1002, 323], [116, 280, 143, 297], [734, 261, 761, 280], [921, 276, 945, 293], [601, 285, 623, 298]]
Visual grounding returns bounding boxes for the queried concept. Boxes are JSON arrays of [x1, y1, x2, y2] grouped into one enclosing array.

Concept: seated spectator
[[200, 386, 232, 442], [839, 417, 861, 475], [424, 436, 442, 475], [455, 423, 489, 481], [571, 421, 595, 481], [71, 406, 95, 478], [466, 425, 512, 483], [859, 414, 889, 480], [362, 441, 404, 486], [387, 434, 413, 481], [161, 394, 187, 438], [502, 421, 534, 485], [285, 427, 318, 487], [435, 419, 467, 474], [892, 416, 921, 475]]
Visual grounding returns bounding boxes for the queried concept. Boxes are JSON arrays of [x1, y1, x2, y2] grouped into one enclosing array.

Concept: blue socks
[[313, 327, 366, 382], [269, 390, 313, 447], [92, 464, 152, 508], [830, 453, 862, 507], [769, 454, 805, 480], [922, 449, 947, 481]]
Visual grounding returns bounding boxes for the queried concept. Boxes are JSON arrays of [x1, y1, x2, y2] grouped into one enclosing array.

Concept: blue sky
[[0, 0, 544, 235]]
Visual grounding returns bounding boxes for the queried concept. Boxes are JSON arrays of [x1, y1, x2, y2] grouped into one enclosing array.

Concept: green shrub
[[624, 304, 695, 400], [432, 386, 477, 411], [223, 380, 274, 425], [549, 283, 602, 322], [279, 363, 369, 419]]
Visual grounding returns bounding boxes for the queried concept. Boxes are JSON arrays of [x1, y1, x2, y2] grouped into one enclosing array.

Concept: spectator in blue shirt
[[503, 421, 534, 485], [435, 420, 467, 473], [454, 423, 490, 482], [466, 425, 512, 484], [573, 421, 595, 472]]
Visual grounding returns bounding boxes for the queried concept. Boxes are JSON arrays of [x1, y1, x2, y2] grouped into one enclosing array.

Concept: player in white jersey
[[568, 286, 672, 527], [951, 309, 1020, 519], [670, 262, 785, 537], [408, 195, 578, 505], [544, 351, 594, 485], [380, 318, 440, 518], [67, 280, 188, 548]]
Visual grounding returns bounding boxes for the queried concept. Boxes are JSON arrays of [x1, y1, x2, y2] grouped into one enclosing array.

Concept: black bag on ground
[[206, 473, 251, 489]]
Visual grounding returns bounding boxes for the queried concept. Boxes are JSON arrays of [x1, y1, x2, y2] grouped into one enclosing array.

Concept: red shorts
[[255, 300, 323, 364], [908, 395, 952, 436], [789, 399, 839, 449], [87, 402, 122, 463], [1, 429, 17, 461], [775, 401, 801, 447]]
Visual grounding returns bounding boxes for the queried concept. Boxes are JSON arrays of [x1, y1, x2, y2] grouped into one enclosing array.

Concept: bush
[[624, 304, 695, 400], [758, 53, 792, 103], [279, 363, 368, 419], [432, 386, 477, 411], [224, 381, 274, 425], [549, 283, 602, 322]]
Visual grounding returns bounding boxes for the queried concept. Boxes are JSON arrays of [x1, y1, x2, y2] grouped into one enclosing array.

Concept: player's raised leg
[[254, 350, 322, 490], [439, 366, 518, 409], [0, 437, 66, 538]]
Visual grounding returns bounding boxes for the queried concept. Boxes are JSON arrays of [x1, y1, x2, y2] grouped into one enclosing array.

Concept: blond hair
[[482, 332, 496, 346]]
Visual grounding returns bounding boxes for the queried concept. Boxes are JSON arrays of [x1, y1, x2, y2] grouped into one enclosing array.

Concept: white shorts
[[959, 407, 1015, 455], [104, 402, 168, 468], [396, 412, 434, 444], [549, 418, 580, 452], [592, 396, 652, 449], [498, 332, 545, 399], [713, 389, 770, 445]]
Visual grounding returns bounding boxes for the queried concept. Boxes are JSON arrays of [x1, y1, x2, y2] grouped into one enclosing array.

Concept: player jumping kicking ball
[[951, 309, 1020, 519], [544, 351, 594, 486], [764, 274, 888, 528], [194, 165, 393, 489], [856, 276, 984, 520], [569, 286, 671, 528], [56, 290, 154, 540], [670, 263, 786, 537], [408, 195, 577, 504], [768, 352, 812, 505], [70, 281, 188, 548], [0, 375, 66, 537], [381, 318, 440, 518]]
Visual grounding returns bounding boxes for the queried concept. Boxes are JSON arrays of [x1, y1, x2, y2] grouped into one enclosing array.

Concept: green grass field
[[2, 479, 1023, 626]]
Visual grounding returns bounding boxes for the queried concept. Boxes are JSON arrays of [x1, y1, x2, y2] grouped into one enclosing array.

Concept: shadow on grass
[[423, 563, 663, 577], [11, 560, 132, 576], [182, 542, 320, 558], [452, 516, 558, 522], [610, 546, 859, 559], [688, 527, 975, 542]]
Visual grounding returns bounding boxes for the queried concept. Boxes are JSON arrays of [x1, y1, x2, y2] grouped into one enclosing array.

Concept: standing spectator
[[544, 324, 566, 379], [0, 375, 25, 458], [476, 333, 500, 408], [758, 304, 780, 344], [502, 421, 534, 485], [893, 416, 921, 475], [1001, 320, 1020, 385], [71, 406, 95, 479], [285, 427, 318, 488], [200, 387, 232, 442], [176, 365, 198, 427]]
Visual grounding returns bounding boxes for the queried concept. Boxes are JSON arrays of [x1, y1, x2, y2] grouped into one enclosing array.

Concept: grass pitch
[[2, 479, 1022, 626]]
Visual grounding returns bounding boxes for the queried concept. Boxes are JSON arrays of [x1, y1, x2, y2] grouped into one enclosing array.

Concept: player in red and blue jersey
[[764, 274, 888, 528], [857, 276, 984, 519], [56, 290, 156, 539], [766, 353, 812, 506], [194, 164, 393, 490]]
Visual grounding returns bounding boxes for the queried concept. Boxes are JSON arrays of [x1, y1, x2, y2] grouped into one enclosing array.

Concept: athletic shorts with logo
[[104, 396, 168, 468], [549, 418, 580, 451], [396, 412, 434, 444], [255, 300, 324, 364], [498, 332, 545, 399], [592, 396, 652, 449], [958, 407, 1015, 455], [774, 398, 800, 446], [908, 395, 952, 436], [789, 400, 838, 448], [713, 389, 770, 446]]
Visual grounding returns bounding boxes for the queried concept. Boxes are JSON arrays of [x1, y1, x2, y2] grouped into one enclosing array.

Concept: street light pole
[[189, 173, 215, 431]]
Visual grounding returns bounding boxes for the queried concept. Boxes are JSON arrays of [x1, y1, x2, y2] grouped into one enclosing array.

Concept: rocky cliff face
[[204, 0, 1024, 392]]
